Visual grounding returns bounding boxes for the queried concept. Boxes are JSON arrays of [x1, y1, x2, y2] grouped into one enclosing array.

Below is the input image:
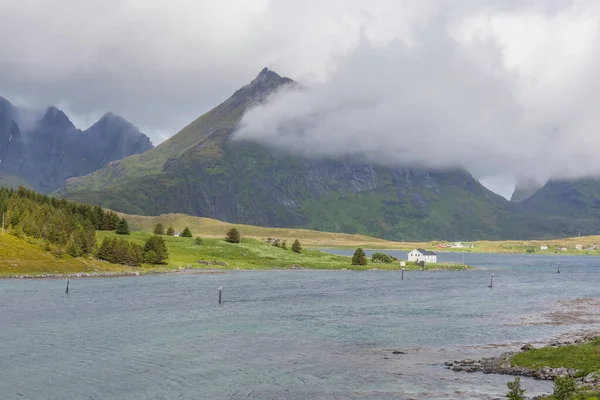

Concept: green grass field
[[97, 231, 469, 271]]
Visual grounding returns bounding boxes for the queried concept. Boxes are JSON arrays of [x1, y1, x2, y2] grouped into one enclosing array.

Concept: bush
[[182, 227, 192, 238], [371, 252, 393, 263], [96, 237, 143, 266], [166, 226, 174, 236], [281, 240, 287, 250], [553, 376, 577, 400], [507, 377, 526, 400], [195, 237, 203, 245], [115, 218, 130, 235], [225, 228, 240, 243], [143, 235, 169, 264], [153, 223, 165, 235], [292, 239, 302, 253], [352, 248, 368, 265]]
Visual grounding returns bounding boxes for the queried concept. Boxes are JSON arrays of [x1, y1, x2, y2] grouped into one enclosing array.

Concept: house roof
[[415, 248, 437, 256]]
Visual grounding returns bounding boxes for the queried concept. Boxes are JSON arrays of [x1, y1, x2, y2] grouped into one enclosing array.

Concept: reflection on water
[[1, 253, 600, 399]]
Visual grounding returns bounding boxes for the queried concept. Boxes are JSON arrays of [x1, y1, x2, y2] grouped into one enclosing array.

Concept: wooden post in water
[[488, 273, 494, 288], [218, 286, 223, 304], [401, 268, 405, 281], [66, 278, 70, 294], [557, 263, 560, 274]]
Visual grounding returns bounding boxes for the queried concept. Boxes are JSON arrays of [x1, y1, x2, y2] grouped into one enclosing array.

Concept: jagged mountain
[[510, 176, 545, 202], [61, 69, 513, 241], [0, 97, 153, 192]]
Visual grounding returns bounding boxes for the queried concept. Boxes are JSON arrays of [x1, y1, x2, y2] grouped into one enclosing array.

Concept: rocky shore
[[445, 333, 600, 388]]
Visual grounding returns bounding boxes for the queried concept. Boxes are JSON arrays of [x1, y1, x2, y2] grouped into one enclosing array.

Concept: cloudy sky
[[1, 0, 599, 198]]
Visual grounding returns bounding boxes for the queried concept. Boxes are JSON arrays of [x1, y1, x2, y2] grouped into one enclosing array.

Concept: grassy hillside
[[0, 234, 126, 277]]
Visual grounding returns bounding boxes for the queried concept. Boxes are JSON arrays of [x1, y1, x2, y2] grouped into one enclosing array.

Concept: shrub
[[115, 218, 130, 235], [292, 239, 302, 253], [352, 248, 368, 265], [553, 376, 577, 400], [182, 227, 192, 238], [166, 226, 174, 236], [506, 377, 526, 400], [225, 228, 240, 243], [371, 252, 393, 263], [281, 240, 287, 250], [153, 223, 165, 235], [96, 237, 143, 266], [195, 237, 203, 245]]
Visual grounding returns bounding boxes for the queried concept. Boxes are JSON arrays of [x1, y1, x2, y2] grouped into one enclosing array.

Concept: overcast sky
[[1, 1, 599, 198]]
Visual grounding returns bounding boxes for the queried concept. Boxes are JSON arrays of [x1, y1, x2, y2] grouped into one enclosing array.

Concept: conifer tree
[[153, 223, 165, 235], [143, 235, 169, 264], [166, 226, 175, 236], [291, 239, 302, 253], [116, 218, 130, 235], [225, 228, 240, 243], [181, 226, 192, 237], [352, 248, 368, 265]]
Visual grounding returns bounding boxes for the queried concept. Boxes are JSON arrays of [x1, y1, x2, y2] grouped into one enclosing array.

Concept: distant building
[[174, 231, 181, 237], [575, 244, 583, 250], [558, 247, 568, 251], [408, 248, 438, 264], [540, 245, 549, 250]]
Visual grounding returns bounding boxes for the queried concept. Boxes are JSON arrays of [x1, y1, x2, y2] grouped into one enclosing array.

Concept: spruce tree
[[116, 218, 130, 235], [143, 235, 169, 264], [291, 239, 302, 253], [166, 226, 175, 236], [225, 228, 240, 243], [153, 223, 165, 235], [352, 248, 368, 265], [281, 240, 287, 250], [181, 226, 192, 237]]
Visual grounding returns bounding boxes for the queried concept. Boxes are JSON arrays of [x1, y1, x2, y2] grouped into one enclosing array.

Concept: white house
[[173, 231, 181, 237], [540, 245, 549, 250], [407, 248, 438, 264]]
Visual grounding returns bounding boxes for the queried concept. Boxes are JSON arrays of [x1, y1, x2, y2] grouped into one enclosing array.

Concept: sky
[[1, 0, 600, 198]]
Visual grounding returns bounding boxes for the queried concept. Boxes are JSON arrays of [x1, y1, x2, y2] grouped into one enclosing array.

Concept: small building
[[575, 244, 583, 250], [173, 231, 181, 237], [407, 248, 437, 264], [558, 247, 568, 251], [540, 245, 549, 250]]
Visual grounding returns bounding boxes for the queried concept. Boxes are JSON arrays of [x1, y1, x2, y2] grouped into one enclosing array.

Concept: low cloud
[[236, 1, 600, 190]]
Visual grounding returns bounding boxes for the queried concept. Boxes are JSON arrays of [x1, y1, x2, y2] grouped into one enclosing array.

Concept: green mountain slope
[[62, 68, 594, 241]]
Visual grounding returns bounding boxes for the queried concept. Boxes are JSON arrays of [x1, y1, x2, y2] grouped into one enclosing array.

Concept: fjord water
[[2, 253, 600, 400]]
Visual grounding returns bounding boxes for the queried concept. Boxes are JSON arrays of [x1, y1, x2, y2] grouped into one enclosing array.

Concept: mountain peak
[[229, 68, 294, 108], [41, 106, 75, 130]]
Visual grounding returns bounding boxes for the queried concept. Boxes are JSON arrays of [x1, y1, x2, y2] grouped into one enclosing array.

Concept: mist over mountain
[[0, 97, 153, 192], [59, 68, 600, 241]]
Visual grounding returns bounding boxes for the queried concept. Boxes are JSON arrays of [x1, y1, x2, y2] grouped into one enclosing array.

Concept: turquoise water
[[1, 253, 600, 399]]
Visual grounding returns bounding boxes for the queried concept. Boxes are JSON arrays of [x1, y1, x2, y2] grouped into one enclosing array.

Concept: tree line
[[0, 187, 121, 257]]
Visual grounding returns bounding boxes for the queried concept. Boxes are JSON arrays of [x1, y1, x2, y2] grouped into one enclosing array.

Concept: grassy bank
[[0, 233, 127, 277], [510, 339, 600, 400], [97, 231, 470, 271], [512, 338, 600, 376]]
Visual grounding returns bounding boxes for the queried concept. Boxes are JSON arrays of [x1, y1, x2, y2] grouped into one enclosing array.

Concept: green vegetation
[[511, 338, 600, 376], [0, 233, 126, 277], [195, 237, 203, 245], [352, 248, 368, 266], [371, 252, 393, 263], [291, 239, 302, 253], [97, 237, 143, 266], [143, 235, 169, 264], [225, 227, 240, 243], [507, 377, 526, 400], [153, 223, 164, 235], [181, 226, 192, 238], [166, 226, 174, 236], [116, 218, 130, 235], [553, 376, 577, 400], [94, 231, 467, 271]]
